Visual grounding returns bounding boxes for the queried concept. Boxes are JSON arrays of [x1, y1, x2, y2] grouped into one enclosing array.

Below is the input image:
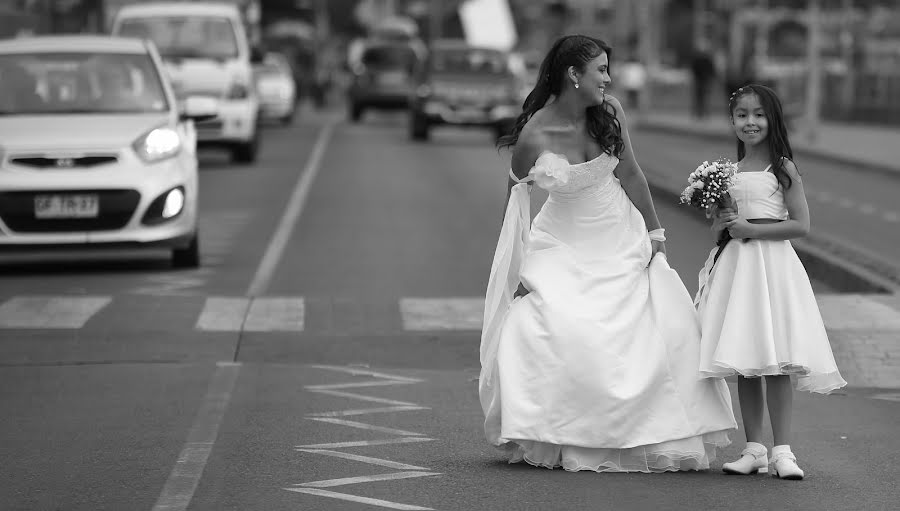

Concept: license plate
[[456, 108, 487, 121], [378, 71, 406, 85], [34, 194, 99, 219]]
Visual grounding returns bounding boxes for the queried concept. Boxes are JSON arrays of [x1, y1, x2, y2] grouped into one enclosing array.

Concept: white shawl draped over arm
[[480, 170, 532, 387]]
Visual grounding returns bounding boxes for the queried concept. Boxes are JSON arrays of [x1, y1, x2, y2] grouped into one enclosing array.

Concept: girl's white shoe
[[722, 443, 768, 475], [771, 451, 805, 480]]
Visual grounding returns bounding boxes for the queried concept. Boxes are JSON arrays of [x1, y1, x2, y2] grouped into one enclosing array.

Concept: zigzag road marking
[[286, 365, 440, 510], [308, 418, 425, 436], [284, 488, 434, 511]]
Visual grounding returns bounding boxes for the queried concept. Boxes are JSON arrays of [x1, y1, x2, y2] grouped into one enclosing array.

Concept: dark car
[[409, 40, 521, 141], [346, 38, 425, 122]]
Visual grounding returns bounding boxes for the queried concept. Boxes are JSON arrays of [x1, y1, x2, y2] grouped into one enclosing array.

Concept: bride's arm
[[606, 96, 663, 233]]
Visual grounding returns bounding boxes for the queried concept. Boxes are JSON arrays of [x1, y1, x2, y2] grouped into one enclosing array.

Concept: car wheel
[[231, 131, 260, 164], [172, 233, 200, 268], [410, 112, 429, 141]]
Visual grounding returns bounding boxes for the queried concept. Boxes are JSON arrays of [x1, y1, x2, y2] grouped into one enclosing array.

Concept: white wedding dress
[[480, 151, 737, 472]]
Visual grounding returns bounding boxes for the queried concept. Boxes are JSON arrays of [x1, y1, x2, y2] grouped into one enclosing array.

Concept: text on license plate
[[34, 194, 99, 219]]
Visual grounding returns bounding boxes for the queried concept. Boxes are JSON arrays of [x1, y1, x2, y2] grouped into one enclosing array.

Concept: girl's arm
[[724, 160, 810, 240], [607, 96, 665, 240]]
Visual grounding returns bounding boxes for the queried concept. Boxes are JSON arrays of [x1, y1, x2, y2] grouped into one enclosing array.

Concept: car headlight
[[133, 126, 181, 163]]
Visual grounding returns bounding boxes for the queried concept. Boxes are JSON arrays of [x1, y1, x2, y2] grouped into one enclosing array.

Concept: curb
[[637, 121, 900, 180]]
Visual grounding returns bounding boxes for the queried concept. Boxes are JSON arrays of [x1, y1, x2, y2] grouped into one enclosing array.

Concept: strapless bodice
[[731, 172, 788, 220]]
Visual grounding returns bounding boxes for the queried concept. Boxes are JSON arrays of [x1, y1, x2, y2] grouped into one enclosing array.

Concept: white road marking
[[308, 405, 429, 417], [307, 417, 424, 436], [195, 297, 250, 331], [247, 120, 336, 297], [309, 389, 418, 406], [194, 297, 305, 332], [295, 471, 441, 488], [814, 190, 834, 203], [859, 203, 877, 215], [838, 197, 855, 208], [152, 361, 240, 511], [871, 392, 900, 402], [284, 488, 434, 510], [296, 449, 429, 470], [399, 297, 485, 330], [243, 297, 305, 332], [308, 364, 423, 382], [0, 296, 110, 329], [306, 380, 419, 390], [885, 211, 899, 222], [296, 437, 435, 449]]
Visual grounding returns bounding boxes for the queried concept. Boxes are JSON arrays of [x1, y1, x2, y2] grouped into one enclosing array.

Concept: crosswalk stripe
[[0, 296, 111, 329], [195, 297, 250, 331], [243, 297, 305, 332], [399, 297, 484, 331]]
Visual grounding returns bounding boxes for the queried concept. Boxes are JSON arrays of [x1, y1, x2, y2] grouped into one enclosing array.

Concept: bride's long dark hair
[[497, 35, 623, 157]]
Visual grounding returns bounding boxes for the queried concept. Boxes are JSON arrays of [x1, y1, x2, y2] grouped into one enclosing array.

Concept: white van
[[111, 2, 261, 163]]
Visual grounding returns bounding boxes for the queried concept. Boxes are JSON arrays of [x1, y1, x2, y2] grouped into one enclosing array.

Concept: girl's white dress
[[694, 168, 847, 393], [480, 151, 737, 473]]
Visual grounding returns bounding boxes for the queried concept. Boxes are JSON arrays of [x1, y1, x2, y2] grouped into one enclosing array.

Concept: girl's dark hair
[[729, 84, 796, 189], [497, 35, 623, 157]]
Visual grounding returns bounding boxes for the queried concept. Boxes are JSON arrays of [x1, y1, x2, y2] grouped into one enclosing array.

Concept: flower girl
[[694, 84, 847, 480]]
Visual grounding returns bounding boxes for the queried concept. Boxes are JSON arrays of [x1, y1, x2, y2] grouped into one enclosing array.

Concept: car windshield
[[361, 45, 417, 72], [431, 48, 508, 75], [0, 52, 169, 115], [117, 16, 239, 60]]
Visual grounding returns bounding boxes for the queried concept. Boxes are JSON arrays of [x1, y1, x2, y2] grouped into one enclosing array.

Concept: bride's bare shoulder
[[511, 123, 550, 179]]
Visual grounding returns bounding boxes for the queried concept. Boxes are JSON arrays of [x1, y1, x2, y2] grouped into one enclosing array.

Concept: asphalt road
[[0, 107, 896, 511]]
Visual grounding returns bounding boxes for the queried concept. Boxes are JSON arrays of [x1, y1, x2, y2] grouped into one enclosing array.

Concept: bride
[[480, 35, 737, 472]]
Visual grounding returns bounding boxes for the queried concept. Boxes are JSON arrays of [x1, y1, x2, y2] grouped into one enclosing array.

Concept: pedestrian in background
[[690, 40, 716, 119], [695, 84, 847, 480], [618, 50, 647, 116], [479, 34, 736, 473]]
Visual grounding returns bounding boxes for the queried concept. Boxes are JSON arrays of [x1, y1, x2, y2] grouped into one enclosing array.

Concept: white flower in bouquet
[[679, 158, 738, 213]]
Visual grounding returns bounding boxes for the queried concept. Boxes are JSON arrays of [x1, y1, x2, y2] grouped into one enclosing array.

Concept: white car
[[0, 35, 216, 267], [111, 2, 261, 163], [254, 52, 297, 124]]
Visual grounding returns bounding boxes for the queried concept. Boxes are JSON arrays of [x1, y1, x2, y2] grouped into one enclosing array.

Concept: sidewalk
[[636, 110, 900, 177]]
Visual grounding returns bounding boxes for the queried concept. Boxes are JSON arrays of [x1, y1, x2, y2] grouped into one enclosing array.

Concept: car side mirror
[[180, 95, 219, 122]]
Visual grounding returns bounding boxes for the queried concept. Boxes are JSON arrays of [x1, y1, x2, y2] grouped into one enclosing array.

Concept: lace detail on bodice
[[530, 151, 620, 198]]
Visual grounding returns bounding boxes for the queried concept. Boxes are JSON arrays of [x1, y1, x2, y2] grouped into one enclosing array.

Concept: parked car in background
[[111, 1, 262, 164], [409, 39, 521, 141], [0, 35, 216, 267], [254, 51, 297, 124], [346, 37, 425, 122]]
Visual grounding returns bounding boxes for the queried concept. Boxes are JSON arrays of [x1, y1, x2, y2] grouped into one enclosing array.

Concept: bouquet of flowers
[[679, 158, 739, 216]]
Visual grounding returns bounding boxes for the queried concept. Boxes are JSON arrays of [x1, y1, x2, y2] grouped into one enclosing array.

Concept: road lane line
[[296, 437, 434, 449], [296, 449, 429, 470], [308, 405, 428, 417], [296, 471, 442, 488], [309, 389, 418, 406], [307, 417, 424, 436], [242, 297, 305, 331], [151, 361, 241, 511], [195, 297, 250, 331], [247, 120, 336, 297], [0, 296, 110, 329], [284, 488, 434, 510]]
